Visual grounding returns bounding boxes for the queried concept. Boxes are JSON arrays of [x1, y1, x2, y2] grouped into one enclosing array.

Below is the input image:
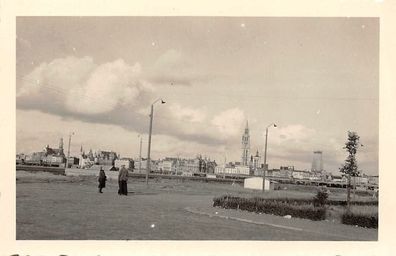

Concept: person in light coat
[[118, 165, 128, 195]]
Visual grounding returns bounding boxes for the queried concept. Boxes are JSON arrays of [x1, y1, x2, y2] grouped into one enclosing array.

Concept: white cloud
[[16, 56, 223, 146], [17, 56, 154, 115]]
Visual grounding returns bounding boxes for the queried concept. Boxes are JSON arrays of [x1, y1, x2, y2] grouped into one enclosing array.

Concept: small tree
[[313, 187, 329, 207], [340, 131, 361, 211]]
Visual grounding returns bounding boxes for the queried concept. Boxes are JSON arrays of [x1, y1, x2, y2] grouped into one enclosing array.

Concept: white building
[[215, 165, 250, 176], [292, 170, 311, 180], [134, 159, 157, 173], [158, 160, 174, 174]]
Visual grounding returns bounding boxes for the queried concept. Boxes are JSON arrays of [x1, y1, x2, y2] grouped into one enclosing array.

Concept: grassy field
[[16, 171, 377, 240]]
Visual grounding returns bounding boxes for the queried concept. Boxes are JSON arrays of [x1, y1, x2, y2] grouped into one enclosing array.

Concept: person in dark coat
[[118, 165, 128, 195], [98, 167, 107, 193]]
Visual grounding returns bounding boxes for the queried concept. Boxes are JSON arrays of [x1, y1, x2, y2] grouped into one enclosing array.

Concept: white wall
[[244, 177, 270, 191]]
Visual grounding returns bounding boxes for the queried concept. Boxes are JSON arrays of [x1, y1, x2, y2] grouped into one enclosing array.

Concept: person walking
[[98, 167, 107, 193], [118, 165, 128, 195]]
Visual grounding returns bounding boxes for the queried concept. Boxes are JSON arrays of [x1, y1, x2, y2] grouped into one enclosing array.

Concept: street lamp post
[[66, 132, 75, 169], [146, 98, 166, 185], [138, 134, 143, 174], [263, 123, 277, 192]]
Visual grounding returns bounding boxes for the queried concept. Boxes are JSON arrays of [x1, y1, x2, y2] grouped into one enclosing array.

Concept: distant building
[[241, 121, 250, 166], [175, 158, 200, 175], [249, 150, 261, 175], [367, 175, 379, 185], [331, 175, 347, 183], [267, 168, 280, 177], [95, 150, 118, 166], [43, 139, 65, 157], [67, 156, 79, 167], [156, 156, 216, 175], [114, 158, 134, 170], [291, 169, 311, 180], [16, 153, 26, 164], [279, 166, 294, 178], [133, 158, 147, 173], [355, 176, 369, 185], [137, 158, 158, 173], [24, 138, 65, 167], [25, 151, 46, 165], [311, 151, 323, 172], [204, 159, 217, 174], [183, 158, 200, 173], [158, 159, 175, 174], [215, 165, 249, 176]]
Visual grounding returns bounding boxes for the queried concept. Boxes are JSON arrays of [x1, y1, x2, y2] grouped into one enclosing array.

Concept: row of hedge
[[342, 213, 378, 229], [213, 195, 326, 221], [213, 195, 377, 206]]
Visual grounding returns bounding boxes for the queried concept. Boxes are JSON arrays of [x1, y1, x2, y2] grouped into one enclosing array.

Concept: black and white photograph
[[15, 16, 379, 241], [2, 0, 396, 255]]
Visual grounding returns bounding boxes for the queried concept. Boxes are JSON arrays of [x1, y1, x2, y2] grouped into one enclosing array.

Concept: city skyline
[[16, 17, 379, 174]]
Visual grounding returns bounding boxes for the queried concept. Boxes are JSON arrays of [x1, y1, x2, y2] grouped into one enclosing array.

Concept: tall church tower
[[241, 120, 250, 166]]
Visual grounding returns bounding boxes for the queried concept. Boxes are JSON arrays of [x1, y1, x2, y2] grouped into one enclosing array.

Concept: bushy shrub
[[327, 200, 378, 206], [342, 212, 378, 229], [213, 195, 326, 221], [212, 195, 377, 208], [313, 190, 328, 207]]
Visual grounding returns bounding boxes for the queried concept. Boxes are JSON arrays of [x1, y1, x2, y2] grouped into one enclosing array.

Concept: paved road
[[16, 176, 377, 240]]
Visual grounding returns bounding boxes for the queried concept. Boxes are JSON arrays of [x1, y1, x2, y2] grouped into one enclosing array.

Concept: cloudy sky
[[16, 17, 379, 174]]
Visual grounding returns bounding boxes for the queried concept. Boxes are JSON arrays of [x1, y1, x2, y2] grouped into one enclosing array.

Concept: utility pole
[[263, 129, 268, 191], [66, 132, 74, 168], [146, 105, 154, 185], [138, 134, 142, 173], [263, 123, 276, 192], [138, 135, 142, 174], [146, 98, 166, 185]]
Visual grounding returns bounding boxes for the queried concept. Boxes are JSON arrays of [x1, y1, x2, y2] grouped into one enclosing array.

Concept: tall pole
[[263, 128, 268, 192], [139, 135, 142, 174], [146, 98, 166, 185], [146, 104, 154, 185], [263, 123, 276, 192], [66, 132, 74, 169]]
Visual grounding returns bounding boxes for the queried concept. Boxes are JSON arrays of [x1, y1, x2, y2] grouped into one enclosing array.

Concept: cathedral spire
[[241, 119, 251, 166]]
